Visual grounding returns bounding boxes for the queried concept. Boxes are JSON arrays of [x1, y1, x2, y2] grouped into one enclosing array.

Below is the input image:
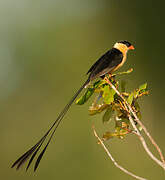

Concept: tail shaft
[[11, 78, 90, 171]]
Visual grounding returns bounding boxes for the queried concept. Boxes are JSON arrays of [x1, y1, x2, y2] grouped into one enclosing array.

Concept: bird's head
[[114, 40, 135, 55]]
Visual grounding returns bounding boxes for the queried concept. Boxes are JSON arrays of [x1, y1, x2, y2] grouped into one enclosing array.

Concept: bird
[[11, 40, 134, 171]]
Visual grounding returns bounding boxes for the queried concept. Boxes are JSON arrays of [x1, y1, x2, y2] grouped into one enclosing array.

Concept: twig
[[120, 85, 165, 164], [128, 105, 165, 164], [104, 77, 165, 170], [130, 109, 165, 164], [128, 115, 165, 169], [92, 126, 147, 180]]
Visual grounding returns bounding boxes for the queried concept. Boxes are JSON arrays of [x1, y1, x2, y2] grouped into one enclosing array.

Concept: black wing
[[87, 48, 123, 80]]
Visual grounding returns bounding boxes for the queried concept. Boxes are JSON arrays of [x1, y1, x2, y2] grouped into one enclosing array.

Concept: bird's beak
[[129, 45, 135, 50]]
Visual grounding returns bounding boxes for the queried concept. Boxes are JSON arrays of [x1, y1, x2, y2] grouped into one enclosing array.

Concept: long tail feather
[[26, 142, 44, 171], [11, 135, 46, 169], [11, 78, 90, 171]]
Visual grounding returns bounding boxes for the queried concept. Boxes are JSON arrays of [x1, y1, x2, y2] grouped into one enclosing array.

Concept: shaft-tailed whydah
[[11, 40, 134, 171]]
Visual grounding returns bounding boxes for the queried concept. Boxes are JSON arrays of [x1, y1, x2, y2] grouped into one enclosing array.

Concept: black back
[[87, 48, 123, 80]]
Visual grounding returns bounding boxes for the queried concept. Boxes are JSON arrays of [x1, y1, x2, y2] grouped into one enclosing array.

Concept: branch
[[92, 126, 147, 180], [104, 77, 165, 170], [130, 109, 165, 164]]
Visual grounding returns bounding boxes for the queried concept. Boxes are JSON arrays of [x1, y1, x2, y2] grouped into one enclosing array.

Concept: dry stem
[[104, 77, 165, 170], [92, 126, 147, 180]]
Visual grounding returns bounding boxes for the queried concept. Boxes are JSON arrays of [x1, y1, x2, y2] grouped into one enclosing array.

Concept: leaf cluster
[[76, 69, 148, 141]]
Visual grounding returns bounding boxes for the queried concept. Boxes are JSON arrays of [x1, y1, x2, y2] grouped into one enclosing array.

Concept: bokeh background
[[1, 0, 165, 179]]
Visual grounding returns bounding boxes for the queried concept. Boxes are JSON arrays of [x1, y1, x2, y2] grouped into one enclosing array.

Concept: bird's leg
[[108, 73, 116, 83], [108, 73, 112, 79], [104, 76, 110, 85]]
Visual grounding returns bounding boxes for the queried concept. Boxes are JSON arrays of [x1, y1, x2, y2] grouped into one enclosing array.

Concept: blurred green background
[[1, 0, 165, 179]]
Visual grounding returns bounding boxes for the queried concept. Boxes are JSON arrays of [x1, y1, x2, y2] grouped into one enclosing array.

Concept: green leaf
[[127, 92, 134, 105], [133, 83, 148, 99], [102, 86, 110, 103], [115, 117, 129, 128], [102, 131, 114, 140], [134, 101, 140, 111], [89, 104, 108, 115], [93, 80, 102, 88], [133, 89, 139, 99], [139, 83, 147, 91], [76, 88, 94, 105], [134, 101, 142, 119], [102, 85, 116, 104], [102, 106, 114, 123], [121, 118, 130, 124], [109, 88, 116, 103], [117, 129, 128, 139]]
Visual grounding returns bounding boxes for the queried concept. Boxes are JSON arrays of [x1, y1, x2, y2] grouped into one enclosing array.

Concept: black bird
[[11, 40, 134, 171]]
